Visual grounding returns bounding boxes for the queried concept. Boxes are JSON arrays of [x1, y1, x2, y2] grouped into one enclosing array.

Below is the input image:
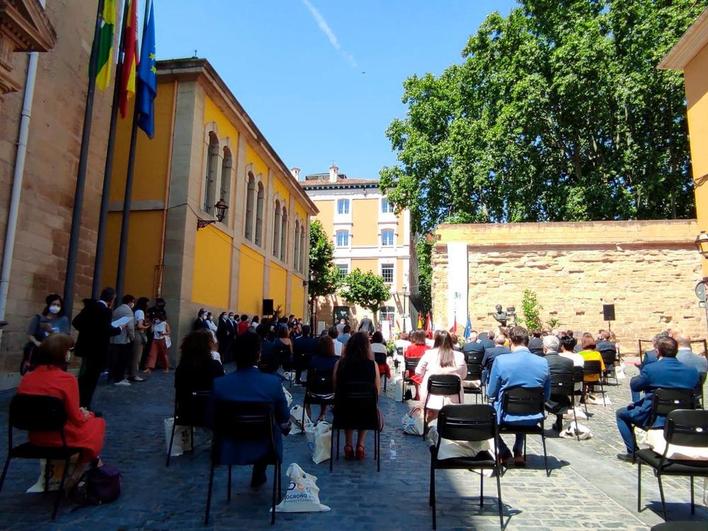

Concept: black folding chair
[[572, 365, 586, 414], [499, 387, 550, 476], [547, 370, 579, 441], [697, 373, 706, 409], [582, 360, 607, 406], [0, 395, 82, 521], [331, 381, 382, 472], [302, 367, 335, 427], [401, 358, 420, 401], [423, 374, 462, 439], [204, 401, 281, 525], [166, 390, 211, 467], [632, 388, 697, 462], [463, 351, 484, 402], [373, 350, 389, 392], [637, 409, 708, 520], [599, 349, 618, 385], [430, 404, 503, 529]]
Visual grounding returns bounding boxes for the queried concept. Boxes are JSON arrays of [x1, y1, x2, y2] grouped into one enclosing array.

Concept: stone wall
[[0, 0, 111, 382], [432, 220, 706, 353]]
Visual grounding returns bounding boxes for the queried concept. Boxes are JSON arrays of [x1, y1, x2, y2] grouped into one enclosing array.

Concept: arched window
[[255, 182, 264, 246], [205, 132, 219, 213], [244, 172, 255, 240], [220, 147, 232, 210], [294, 220, 300, 271], [273, 200, 281, 257], [300, 225, 306, 272], [280, 207, 287, 262]]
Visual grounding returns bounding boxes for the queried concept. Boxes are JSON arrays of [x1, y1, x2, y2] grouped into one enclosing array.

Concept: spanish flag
[[118, 0, 137, 118], [95, 0, 117, 91]]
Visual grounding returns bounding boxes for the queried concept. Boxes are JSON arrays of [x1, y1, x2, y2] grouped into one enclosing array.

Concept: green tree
[[380, 0, 702, 233], [520, 289, 543, 332], [413, 236, 433, 313], [308, 220, 339, 312], [339, 269, 391, 323]]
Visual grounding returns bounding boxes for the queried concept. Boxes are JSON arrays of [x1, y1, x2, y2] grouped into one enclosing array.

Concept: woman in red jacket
[[17, 334, 105, 464], [404, 330, 429, 399]]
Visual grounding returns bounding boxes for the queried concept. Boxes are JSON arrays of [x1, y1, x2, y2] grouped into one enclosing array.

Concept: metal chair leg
[[657, 474, 668, 520], [431, 465, 437, 530], [572, 403, 579, 442], [271, 463, 277, 525], [0, 455, 11, 493], [166, 420, 177, 467], [479, 470, 484, 507], [600, 381, 606, 407], [429, 458, 434, 507], [204, 462, 215, 525], [43, 460, 51, 494], [495, 464, 503, 528], [376, 430, 381, 472], [227, 465, 232, 501], [691, 475, 695, 514], [541, 431, 549, 477], [302, 400, 306, 431], [51, 457, 70, 521], [637, 460, 643, 512]]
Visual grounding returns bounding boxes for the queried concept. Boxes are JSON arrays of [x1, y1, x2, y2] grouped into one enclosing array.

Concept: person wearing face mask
[[144, 310, 171, 373], [21, 294, 71, 374], [109, 295, 136, 386]]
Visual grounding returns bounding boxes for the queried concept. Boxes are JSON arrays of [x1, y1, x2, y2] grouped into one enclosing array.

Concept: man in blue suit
[[615, 336, 699, 462], [211, 332, 291, 488], [487, 326, 551, 465], [480, 335, 511, 384]]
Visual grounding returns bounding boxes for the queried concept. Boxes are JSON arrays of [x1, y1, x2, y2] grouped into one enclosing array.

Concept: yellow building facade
[[660, 8, 708, 276], [104, 58, 317, 349], [302, 166, 414, 333]]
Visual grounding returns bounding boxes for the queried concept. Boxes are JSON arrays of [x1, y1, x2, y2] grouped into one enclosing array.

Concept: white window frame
[[381, 228, 395, 247], [337, 198, 350, 215], [336, 263, 349, 278], [335, 230, 350, 248], [380, 262, 394, 284], [381, 197, 393, 214]]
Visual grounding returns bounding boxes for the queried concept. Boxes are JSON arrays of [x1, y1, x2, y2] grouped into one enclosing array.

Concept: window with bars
[[381, 263, 394, 284], [336, 263, 349, 277], [379, 305, 395, 323]]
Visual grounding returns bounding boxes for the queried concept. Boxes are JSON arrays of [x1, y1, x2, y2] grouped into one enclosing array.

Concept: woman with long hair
[[175, 330, 225, 418], [415, 330, 467, 423], [306, 335, 339, 422], [370, 331, 391, 380], [333, 332, 380, 460]]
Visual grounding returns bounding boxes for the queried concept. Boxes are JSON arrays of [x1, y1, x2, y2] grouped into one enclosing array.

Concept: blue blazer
[[481, 346, 511, 383], [210, 367, 290, 465], [487, 348, 550, 425], [628, 357, 699, 428]]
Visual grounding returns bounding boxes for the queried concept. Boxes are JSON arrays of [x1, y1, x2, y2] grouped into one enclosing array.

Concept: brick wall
[[0, 0, 111, 380], [432, 220, 706, 353]]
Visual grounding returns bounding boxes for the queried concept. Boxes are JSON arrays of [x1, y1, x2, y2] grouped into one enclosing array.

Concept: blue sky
[[153, 1, 518, 180]]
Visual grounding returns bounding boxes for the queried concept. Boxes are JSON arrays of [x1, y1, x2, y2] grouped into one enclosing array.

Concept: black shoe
[[616, 453, 634, 463], [250, 468, 267, 489]]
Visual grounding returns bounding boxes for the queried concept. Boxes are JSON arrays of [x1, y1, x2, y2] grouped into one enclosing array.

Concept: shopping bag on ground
[[163, 417, 193, 456], [274, 463, 330, 512], [559, 421, 592, 440], [401, 406, 424, 435], [283, 386, 293, 408], [311, 422, 332, 464], [289, 405, 312, 435]]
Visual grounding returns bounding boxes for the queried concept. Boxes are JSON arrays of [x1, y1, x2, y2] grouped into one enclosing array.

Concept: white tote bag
[[311, 422, 332, 464], [274, 463, 331, 512], [163, 417, 193, 456]]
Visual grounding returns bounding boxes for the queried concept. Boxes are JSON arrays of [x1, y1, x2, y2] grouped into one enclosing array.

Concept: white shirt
[[415, 348, 467, 410], [333, 340, 343, 356], [559, 350, 585, 367], [134, 309, 145, 322], [394, 339, 411, 351]]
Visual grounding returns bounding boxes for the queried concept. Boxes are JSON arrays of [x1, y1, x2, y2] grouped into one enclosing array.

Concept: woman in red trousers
[[17, 334, 106, 464]]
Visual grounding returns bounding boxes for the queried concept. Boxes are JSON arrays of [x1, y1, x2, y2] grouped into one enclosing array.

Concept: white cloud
[[301, 0, 358, 68]]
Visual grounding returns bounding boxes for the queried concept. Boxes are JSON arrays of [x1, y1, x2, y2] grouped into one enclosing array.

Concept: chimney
[[290, 167, 301, 180], [329, 164, 339, 183]]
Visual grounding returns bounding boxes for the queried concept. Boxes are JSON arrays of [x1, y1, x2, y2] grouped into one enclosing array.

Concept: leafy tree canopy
[[339, 269, 392, 318], [308, 219, 339, 300], [380, 0, 703, 234]]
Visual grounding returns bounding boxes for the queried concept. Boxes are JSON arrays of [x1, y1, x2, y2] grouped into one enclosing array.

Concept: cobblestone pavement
[[0, 361, 707, 530]]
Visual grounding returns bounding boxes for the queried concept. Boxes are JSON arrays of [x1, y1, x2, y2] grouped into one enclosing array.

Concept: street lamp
[[696, 231, 708, 258], [197, 199, 228, 230]]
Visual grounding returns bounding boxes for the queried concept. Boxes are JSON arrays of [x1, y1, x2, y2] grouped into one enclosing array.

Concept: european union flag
[[463, 316, 472, 340], [137, 0, 156, 138]]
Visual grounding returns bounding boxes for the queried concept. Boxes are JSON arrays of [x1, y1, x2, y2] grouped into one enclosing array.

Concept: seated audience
[[293, 325, 318, 384], [675, 333, 707, 379], [481, 334, 511, 383], [175, 330, 225, 423], [210, 331, 290, 488], [415, 330, 467, 423], [462, 331, 485, 357], [641, 331, 669, 367], [543, 335, 574, 431], [405, 330, 429, 399], [394, 332, 412, 352], [615, 336, 699, 461], [307, 335, 339, 422], [480, 330, 495, 351], [370, 331, 391, 380], [578, 333, 605, 385], [334, 332, 381, 460], [338, 324, 352, 345], [487, 326, 550, 466], [17, 334, 106, 467], [595, 330, 617, 355], [528, 330, 544, 356], [559, 335, 584, 367]]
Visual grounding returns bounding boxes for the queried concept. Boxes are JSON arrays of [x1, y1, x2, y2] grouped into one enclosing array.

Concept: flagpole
[[115, 0, 150, 300], [63, 0, 106, 317], [92, 0, 130, 298]]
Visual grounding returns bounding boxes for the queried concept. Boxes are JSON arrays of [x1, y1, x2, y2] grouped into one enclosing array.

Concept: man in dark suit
[[480, 330, 495, 351], [595, 330, 616, 354], [210, 332, 290, 488], [481, 335, 511, 383], [293, 324, 318, 384], [462, 331, 485, 356], [616, 336, 699, 461], [358, 315, 374, 335], [73, 288, 122, 409], [216, 312, 235, 363], [528, 331, 544, 356], [542, 335, 574, 431]]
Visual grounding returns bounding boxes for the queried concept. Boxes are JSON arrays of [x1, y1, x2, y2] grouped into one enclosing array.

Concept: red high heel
[[344, 444, 354, 460], [356, 445, 366, 460]]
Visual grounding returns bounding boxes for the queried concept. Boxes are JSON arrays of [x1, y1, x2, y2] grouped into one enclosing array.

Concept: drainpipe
[[0, 0, 47, 323]]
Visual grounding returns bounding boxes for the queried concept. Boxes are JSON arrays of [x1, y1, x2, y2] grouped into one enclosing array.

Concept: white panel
[[446, 243, 468, 330]]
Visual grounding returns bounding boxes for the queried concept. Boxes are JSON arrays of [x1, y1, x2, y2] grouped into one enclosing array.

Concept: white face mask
[[48, 305, 61, 315], [154, 319, 161, 324]]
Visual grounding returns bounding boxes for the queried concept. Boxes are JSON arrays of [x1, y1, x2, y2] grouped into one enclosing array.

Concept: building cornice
[[659, 8, 708, 70]]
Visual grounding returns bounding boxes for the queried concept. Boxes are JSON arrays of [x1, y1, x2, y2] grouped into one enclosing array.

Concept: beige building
[[302, 165, 414, 332]]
